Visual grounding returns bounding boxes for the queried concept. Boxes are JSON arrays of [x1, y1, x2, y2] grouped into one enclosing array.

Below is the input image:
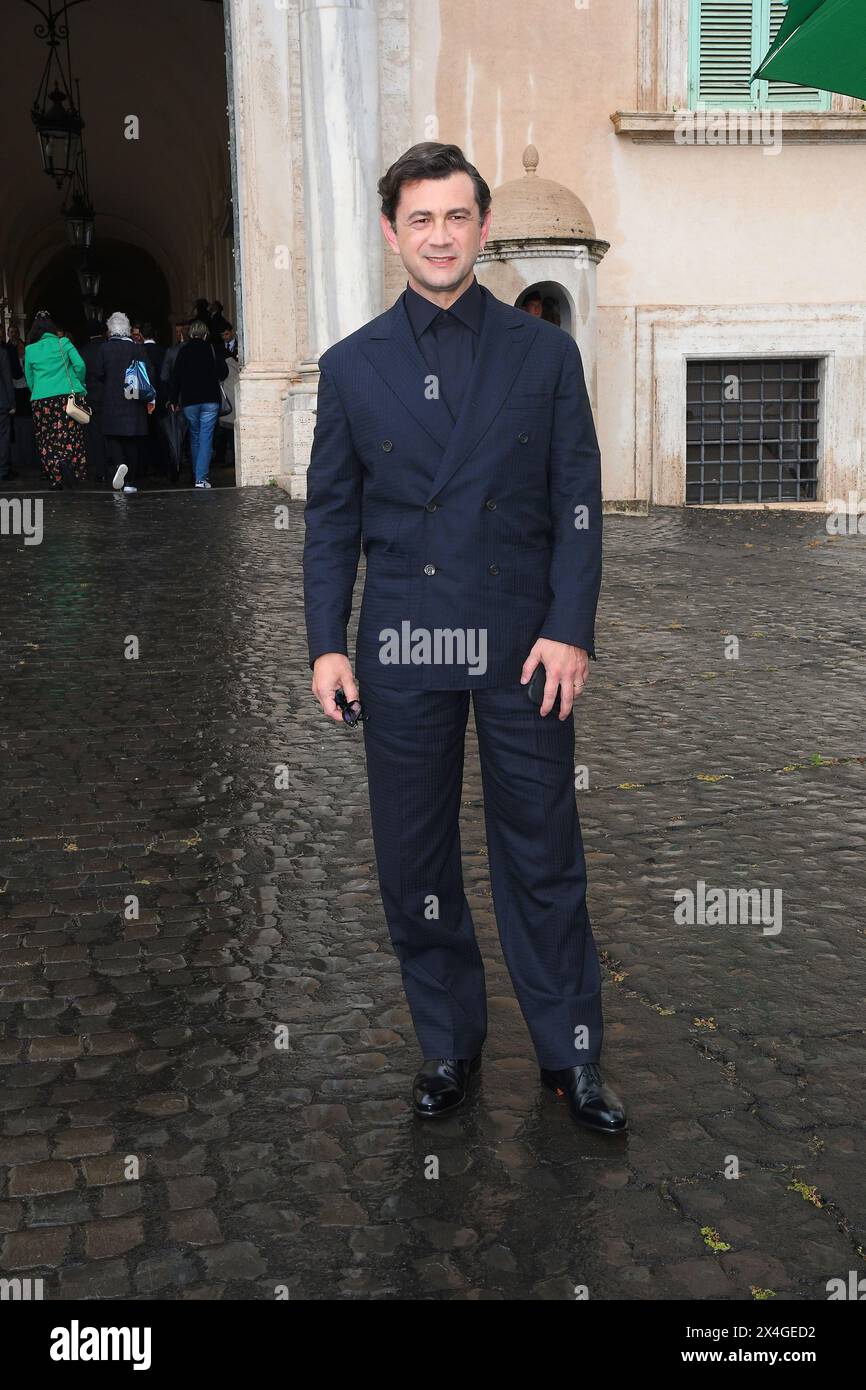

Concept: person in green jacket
[[24, 310, 88, 489]]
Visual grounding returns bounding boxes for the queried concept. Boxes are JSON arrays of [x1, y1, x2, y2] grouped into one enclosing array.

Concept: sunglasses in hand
[[334, 687, 366, 727]]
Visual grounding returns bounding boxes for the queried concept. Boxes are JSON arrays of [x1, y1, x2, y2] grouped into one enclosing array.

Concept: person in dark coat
[[91, 311, 154, 494], [2, 329, 20, 385], [161, 324, 187, 383], [208, 300, 231, 351], [179, 298, 211, 330], [5, 326, 36, 475], [0, 342, 16, 481], [168, 319, 228, 489], [79, 318, 108, 487], [209, 300, 230, 334], [159, 325, 189, 482], [220, 323, 239, 361], [139, 323, 168, 479], [140, 324, 166, 396]]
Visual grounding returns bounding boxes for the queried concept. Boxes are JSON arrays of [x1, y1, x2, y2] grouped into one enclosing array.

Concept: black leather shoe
[[412, 1054, 481, 1117], [541, 1063, 628, 1134]]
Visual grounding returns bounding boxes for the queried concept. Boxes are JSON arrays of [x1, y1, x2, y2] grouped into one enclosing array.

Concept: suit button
[[518, 431, 529, 444], [488, 563, 500, 576], [381, 439, 393, 451], [484, 498, 496, 510], [425, 501, 438, 512], [423, 563, 436, 576]]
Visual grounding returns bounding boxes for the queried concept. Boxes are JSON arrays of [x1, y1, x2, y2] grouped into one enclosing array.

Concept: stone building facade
[[226, 0, 866, 510], [5, 0, 866, 509]]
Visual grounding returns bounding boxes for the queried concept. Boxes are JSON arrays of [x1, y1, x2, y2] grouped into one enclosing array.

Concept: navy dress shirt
[[403, 276, 485, 423]]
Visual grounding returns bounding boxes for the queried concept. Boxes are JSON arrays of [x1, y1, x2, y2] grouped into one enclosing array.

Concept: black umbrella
[[159, 409, 188, 479]]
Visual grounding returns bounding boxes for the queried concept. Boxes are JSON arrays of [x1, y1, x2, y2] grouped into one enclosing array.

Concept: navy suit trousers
[[360, 678, 603, 1069]]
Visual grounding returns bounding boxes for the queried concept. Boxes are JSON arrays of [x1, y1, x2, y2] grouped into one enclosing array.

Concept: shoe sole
[[412, 1056, 482, 1118], [541, 1077, 629, 1135], [111, 465, 128, 490]]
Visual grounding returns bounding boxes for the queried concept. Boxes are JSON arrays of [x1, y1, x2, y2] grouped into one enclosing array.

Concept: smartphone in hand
[[526, 662, 561, 712]]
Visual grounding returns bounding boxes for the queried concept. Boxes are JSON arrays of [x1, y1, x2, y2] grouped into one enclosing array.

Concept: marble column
[[298, 0, 383, 360], [226, 0, 299, 485]]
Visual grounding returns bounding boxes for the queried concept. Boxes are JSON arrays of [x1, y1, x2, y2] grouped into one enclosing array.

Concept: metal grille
[[686, 358, 820, 504]]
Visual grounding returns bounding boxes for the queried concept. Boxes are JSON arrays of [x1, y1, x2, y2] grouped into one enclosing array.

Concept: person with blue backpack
[[92, 311, 156, 494]]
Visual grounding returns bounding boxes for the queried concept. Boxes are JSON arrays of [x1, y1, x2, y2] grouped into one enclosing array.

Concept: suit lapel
[[425, 287, 539, 502], [360, 300, 454, 454], [359, 284, 541, 501]]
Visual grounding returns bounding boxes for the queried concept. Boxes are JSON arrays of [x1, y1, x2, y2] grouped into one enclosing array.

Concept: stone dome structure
[[489, 145, 598, 242], [475, 143, 608, 415]]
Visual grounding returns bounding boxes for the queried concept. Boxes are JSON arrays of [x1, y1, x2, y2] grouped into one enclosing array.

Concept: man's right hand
[[312, 654, 359, 724]]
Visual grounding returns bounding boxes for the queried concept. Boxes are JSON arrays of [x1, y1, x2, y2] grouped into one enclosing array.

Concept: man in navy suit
[[303, 142, 626, 1134]]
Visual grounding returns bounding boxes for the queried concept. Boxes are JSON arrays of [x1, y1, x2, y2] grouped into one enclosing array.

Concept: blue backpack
[[123, 357, 156, 403]]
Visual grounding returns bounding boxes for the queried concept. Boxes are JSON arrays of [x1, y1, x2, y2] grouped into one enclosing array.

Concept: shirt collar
[[404, 275, 484, 340]]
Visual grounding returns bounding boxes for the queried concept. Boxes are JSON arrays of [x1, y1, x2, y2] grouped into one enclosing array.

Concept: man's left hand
[[520, 639, 590, 719]]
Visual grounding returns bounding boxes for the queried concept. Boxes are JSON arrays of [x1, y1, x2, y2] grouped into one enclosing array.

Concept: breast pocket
[[499, 404, 551, 453], [505, 391, 554, 406]]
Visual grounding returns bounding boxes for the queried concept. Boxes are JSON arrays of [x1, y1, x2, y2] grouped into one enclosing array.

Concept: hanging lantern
[[77, 262, 101, 298], [33, 84, 83, 187], [64, 181, 95, 249]]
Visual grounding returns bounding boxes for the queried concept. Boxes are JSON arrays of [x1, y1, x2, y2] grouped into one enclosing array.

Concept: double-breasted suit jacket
[[303, 281, 602, 690]]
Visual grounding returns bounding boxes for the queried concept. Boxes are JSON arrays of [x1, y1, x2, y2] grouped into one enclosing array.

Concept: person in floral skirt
[[24, 311, 88, 489]]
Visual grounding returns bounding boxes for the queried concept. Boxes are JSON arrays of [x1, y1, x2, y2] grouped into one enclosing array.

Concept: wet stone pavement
[[0, 489, 864, 1301]]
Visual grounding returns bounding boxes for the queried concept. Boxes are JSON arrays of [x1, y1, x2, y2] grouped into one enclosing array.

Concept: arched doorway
[[1, 0, 237, 489], [515, 281, 574, 336], [26, 241, 171, 344]]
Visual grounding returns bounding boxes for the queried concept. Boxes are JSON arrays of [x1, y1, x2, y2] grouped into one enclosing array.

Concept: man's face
[[525, 298, 542, 317], [381, 171, 491, 303]]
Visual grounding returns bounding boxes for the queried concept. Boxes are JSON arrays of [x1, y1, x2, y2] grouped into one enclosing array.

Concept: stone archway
[[2, 0, 233, 342]]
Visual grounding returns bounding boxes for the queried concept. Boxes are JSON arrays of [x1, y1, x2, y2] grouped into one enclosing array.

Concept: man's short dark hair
[[378, 142, 491, 228], [523, 291, 543, 305]]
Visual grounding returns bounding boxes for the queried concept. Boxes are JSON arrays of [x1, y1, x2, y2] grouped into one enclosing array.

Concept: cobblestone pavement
[[1, 490, 864, 1301]]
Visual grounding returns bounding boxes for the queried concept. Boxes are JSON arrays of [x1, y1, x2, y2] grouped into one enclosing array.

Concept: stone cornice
[[478, 237, 610, 265], [612, 110, 866, 144]]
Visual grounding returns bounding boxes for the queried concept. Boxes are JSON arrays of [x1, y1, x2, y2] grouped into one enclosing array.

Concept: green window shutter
[[689, 0, 832, 111], [764, 0, 831, 108], [689, 0, 758, 109]]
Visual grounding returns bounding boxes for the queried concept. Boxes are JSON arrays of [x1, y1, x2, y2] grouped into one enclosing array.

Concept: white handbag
[[58, 339, 91, 425]]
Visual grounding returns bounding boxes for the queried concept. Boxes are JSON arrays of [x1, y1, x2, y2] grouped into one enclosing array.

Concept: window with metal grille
[[686, 359, 820, 504], [688, 0, 831, 110]]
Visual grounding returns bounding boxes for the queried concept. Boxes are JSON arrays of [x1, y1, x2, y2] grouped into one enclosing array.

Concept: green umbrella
[[753, 0, 866, 101]]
